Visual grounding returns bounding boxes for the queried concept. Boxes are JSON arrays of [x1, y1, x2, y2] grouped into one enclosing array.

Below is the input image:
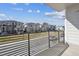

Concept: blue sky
[[0, 3, 65, 26]]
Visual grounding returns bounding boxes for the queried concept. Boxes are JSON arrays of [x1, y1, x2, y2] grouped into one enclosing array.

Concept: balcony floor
[[62, 43, 79, 56], [35, 42, 69, 56]]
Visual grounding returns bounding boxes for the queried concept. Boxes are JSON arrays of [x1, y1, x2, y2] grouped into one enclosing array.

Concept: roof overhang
[[47, 3, 73, 11]]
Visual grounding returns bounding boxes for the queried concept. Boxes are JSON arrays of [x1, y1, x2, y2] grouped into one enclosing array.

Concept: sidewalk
[[35, 43, 68, 56]]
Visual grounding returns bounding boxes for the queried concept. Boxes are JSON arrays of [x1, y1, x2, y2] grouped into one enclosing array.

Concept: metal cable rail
[[0, 31, 65, 56]]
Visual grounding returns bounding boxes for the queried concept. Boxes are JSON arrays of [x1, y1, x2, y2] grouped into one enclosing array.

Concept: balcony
[[0, 30, 68, 56]]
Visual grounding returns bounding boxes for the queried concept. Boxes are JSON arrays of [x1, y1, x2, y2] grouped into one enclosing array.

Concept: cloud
[[0, 13, 6, 16], [45, 12, 57, 16], [27, 9, 40, 13], [11, 3, 17, 5], [57, 10, 65, 16], [45, 10, 65, 17], [13, 8, 23, 11], [27, 9, 32, 13], [36, 9, 40, 13], [0, 18, 2, 20], [45, 10, 65, 19], [0, 13, 13, 20]]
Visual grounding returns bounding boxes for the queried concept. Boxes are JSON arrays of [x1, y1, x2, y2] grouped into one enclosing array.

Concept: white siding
[[66, 4, 79, 45]]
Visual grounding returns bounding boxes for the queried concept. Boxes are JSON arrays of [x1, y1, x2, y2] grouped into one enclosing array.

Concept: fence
[[0, 31, 65, 56]]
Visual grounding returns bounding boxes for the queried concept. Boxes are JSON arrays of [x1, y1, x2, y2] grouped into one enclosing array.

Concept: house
[[41, 23, 49, 32], [49, 25, 56, 31], [14, 21, 25, 34], [25, 23, 41, 33], [25, 23, 36, 33], [56, 26, 64, 31], [25, 23, 54, 33], [24, 22, 57, 33], [35, 23, 41, 32], [0, 20, 24, 35]]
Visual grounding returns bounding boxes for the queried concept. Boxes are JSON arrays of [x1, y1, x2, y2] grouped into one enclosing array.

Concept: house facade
[[56, 26, 64, 31], [35, 23, 41, 32], [0, 20, 24, 35], [41, 23, 49, 32], [25, 23, 36, 33], [49, 25, 56, 31], [24, 22, 56, 33]]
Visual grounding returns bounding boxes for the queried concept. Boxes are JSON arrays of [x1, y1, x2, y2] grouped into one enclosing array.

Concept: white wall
[[66, 4, 79, 45]]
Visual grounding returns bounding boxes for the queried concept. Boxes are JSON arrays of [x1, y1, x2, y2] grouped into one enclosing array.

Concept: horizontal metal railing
[[0, 31, 65, 56], [0, 40, 28, 56]]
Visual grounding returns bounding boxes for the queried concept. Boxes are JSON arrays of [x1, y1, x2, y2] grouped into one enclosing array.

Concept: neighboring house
[[25, 23, 42, 33], [14, 22, 57, 33], [56, 26, 64, 31], [49, 25, 56, 31], [41, 23, 49, 32], [35, 23, 41, 32], [26, 23, 36, 33], [0, 20, 24, 35], [14, 21, 25, 34], [25, 23, 52, 33]]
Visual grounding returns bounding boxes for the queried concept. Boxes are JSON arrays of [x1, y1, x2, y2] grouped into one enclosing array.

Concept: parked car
[[1, 32, 9, 36]]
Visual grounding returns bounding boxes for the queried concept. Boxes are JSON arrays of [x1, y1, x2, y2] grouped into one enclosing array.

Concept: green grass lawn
[[0, 31, 63, 44]]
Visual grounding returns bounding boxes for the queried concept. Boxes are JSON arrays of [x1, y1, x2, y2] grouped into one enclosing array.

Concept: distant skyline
[[0, 3, 65, 26]]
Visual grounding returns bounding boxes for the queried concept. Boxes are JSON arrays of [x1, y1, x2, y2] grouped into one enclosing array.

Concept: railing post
[[58, 30, 60, 43], [28, 33, 30, 56], [48, 30, 50, 48], [63, 30, 65, 44]]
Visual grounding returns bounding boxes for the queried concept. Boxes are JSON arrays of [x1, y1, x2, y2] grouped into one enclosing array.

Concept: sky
[[0, 3, 65, 26]]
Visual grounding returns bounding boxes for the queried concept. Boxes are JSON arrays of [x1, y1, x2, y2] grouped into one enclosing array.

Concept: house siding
[[66, 4, 79, 45]]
